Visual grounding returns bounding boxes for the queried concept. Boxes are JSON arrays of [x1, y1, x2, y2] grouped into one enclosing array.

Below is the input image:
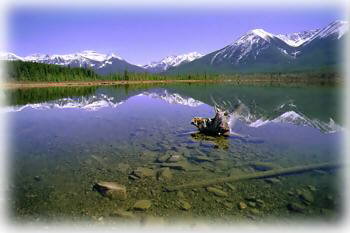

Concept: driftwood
[[191, 107, 231, 136], [164, 162, 340, 192], [191, 99, 246, 136]]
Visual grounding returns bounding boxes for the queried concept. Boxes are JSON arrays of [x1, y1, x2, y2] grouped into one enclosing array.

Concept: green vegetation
[[6, 61, 99, 82], [5, 60, 341, 84], [6, 86, 98, 106]]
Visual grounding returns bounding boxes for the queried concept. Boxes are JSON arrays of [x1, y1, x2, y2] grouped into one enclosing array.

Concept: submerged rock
[[222, 201, 233, 209], [249, 162, 279, 171], [245, 196, 257, 202], [206, 187, 228, 197], [116, 163, 131, 173], [131, 167, 154, 179], [249, 208, 260, 215], [264, 177, 281, 184], [93, 181, 127, 200], [156, 155, 170, 163], [238, 202, 247, 210], [256, 199, 265, 208], [179, 200, 191, 211], [287, 202, 305, 213], [307, 185, 316, 192], [128, 174, 139, 180], [177, 191, 185, 199], [225, 183, 236, 191], [192, 155, 214, 163], [157, 167, 173, 181], [247, 201, 256, 208], [167, 154, 183, 163], [133, 200, 152, 211], [299, 190, 314, 205], [159, 161, 191, 171]]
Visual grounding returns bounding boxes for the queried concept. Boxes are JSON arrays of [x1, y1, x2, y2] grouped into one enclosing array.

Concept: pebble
[[167, 154, 183, 163], [128, 174, 139, 180], [156, 167, 173, 181], [179, 200, 191, 210], [131, 167, 154, 179], [133, 200, 152, 211], [192, 155, 214, 162], [116, 163, 131, 173], [249, 162, 278, 171], [287, 191, 294, 196], [157, 155, 170, 163], [249, 208, 260, 215], [222, 202, 233, 209], [238, 201, 247, 210], [206, 187, 228, 197], [247, 201, 256, 208], [307, 185, 316, 192], [256, 199, 265, 208], [287, 202, 305, 213], [264, 178, 280, 184], [93, 181, 127, 200], [225, 183, 236, 191], [299, 190, 314, 205], [160, 161, 191, 171], [177, 191, 185, 199]]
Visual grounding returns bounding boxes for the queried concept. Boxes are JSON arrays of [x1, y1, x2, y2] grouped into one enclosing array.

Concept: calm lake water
[[5, 83, 344, 223]]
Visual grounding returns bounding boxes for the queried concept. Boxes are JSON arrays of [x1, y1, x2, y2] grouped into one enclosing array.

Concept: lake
[[5, 83, 344, 224]]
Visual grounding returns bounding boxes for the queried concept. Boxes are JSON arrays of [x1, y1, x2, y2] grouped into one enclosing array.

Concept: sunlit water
[[5, 83, 343, 223]]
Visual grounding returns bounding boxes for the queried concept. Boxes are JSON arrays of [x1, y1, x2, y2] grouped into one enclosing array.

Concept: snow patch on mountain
[[140, 90, 203, 107], [276, 29, 319, 47], [0, 52, 24, 61], [211, 29, 277, 64], [143, 52, 203, 72], [302, 20, 348, 47]]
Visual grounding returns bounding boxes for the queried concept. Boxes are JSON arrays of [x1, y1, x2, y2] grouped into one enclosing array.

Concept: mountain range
[[166, 20, 348, 74], [1, 20, 347, 75]]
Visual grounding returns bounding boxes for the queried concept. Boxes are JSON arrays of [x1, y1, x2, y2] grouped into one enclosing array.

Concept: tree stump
[[191, 107, 230, 136]]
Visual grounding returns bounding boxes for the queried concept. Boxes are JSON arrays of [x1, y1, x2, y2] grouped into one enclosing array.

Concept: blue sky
[[8, 6, 342, 65]]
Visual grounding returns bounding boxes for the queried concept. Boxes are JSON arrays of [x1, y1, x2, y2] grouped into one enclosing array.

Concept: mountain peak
[[318, 20, 348, 39], [276, 29, 319, 47], [250, 29, 274, 40], [143, 52, 203, 72], [0, 52, 24, 61]]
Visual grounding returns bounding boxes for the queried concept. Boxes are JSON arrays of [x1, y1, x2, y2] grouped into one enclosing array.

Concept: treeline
[[6, 61, 99, 82], [5, 60, 340, 83], [6, 86, 99, 106]]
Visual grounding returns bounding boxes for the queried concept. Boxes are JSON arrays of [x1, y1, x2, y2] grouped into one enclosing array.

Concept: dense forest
[[4, 60, 341, 84]]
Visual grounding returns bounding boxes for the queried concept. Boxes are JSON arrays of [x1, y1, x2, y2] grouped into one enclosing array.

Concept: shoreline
[[1, 78, 340, 89]]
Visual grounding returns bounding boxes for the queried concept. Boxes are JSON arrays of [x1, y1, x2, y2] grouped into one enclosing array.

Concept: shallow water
[[5, 83, 344, 223]]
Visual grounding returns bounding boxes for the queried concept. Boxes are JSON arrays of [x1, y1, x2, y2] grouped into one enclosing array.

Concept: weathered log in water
[[191, 107, 231, 136], [164, 162, 341, 191]]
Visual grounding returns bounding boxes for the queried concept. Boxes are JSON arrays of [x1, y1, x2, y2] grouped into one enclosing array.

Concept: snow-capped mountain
[[169, 20, 348, 74], [276, 29, 319, 47], [24, 50, 123, 66], [143, 52, 203, 73], [2, 50, 145, 75], [301, 20, 348, 46], [0, 52, 24, 61], [210, 28, 293, 65], [2, 20, 347, 75]]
